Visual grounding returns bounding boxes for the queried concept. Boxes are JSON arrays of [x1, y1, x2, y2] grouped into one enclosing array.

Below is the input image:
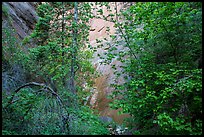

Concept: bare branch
[[5, 82, 63, 109]]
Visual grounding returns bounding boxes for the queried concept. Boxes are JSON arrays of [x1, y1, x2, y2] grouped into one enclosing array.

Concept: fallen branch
[[4, 82, 63, 109]]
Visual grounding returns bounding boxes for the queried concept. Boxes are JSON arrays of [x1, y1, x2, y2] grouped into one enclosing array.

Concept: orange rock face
[[89, 18, 115, 42], [88, 2, 131, 124]]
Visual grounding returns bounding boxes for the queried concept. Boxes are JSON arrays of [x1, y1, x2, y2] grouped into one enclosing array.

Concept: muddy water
[[88, 2, 131, 124]]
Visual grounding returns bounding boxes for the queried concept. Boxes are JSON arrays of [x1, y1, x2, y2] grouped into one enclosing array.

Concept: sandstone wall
[[88, 2, 132, 124]]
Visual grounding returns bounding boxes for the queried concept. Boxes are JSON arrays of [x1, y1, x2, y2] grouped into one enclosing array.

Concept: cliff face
[[2, 2, 39, 95], [2, 2, 131, 124], [88, 2, 131, 124], [2, 2, 38, 40]]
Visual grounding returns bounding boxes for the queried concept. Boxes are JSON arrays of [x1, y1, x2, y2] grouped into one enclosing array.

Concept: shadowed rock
[[2, 2, 38, 40], [99, 116, 113, 123]]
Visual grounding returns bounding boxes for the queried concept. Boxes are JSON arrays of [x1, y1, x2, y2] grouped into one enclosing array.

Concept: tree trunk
[[69, 2, 78, 95]]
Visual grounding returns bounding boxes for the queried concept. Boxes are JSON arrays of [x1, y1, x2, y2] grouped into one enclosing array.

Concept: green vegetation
[[106, 2, 202, 135], [2, 2, 202, 135], [2, 2, 108, 135]]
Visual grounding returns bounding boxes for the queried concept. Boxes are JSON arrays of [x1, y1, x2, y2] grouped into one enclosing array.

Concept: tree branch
[[161, 23, 178, 65], [114, 2, 137, 60], [5, 82, 62, 109]]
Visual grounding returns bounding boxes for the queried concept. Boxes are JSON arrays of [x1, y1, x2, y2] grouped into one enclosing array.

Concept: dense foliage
[[2, 2, 202, 135], [2, 88, 109, 135], [107, 2, 202, 135], [2, 2, 109, 135]]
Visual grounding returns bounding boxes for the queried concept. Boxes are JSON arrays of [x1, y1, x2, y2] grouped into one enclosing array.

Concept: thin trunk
[[66, 3, 78, 134], [67, 2, 78, 110], [70, 2, 78, 95], [62, 2, 65, 57], [62, 2, 66, 86]]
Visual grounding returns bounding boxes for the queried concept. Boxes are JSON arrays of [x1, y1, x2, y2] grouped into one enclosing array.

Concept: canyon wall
[[2, 2, 39, 94], [2, 2, 132, 124], [88, 2, 131, 124], [2, 2, 38, 40]]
